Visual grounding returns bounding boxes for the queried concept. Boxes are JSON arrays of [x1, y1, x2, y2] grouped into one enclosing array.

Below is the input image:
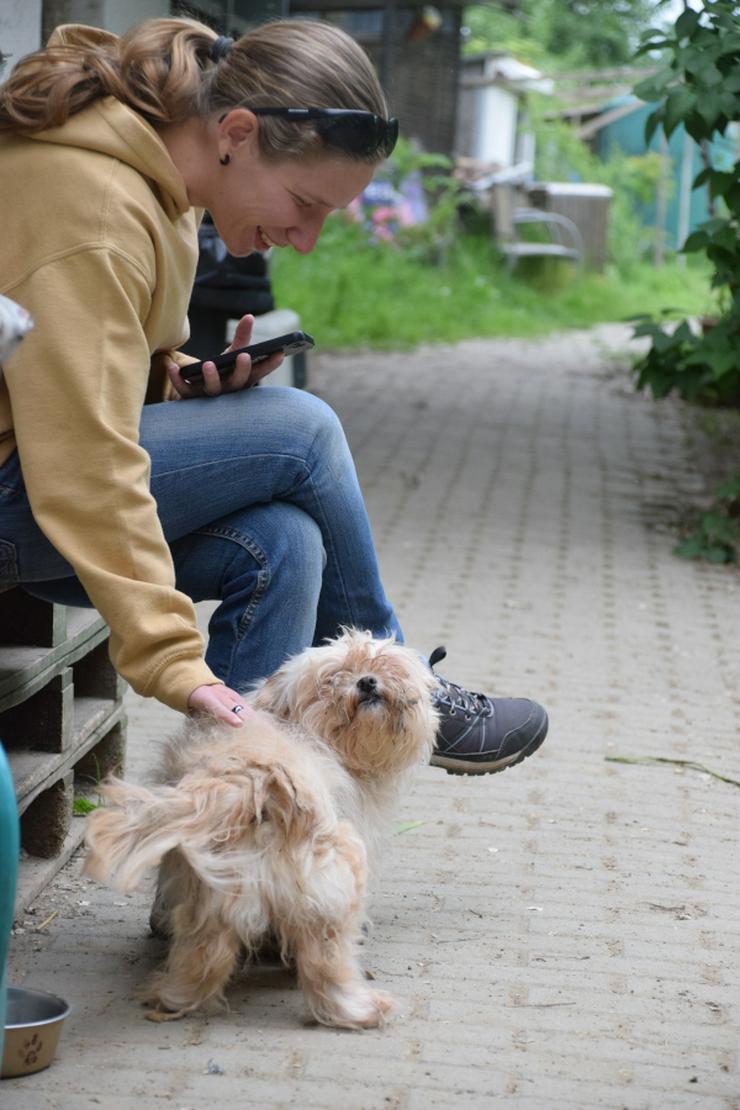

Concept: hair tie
[[210, 35, 234, 63]]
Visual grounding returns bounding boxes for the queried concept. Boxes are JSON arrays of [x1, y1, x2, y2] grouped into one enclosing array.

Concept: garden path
[[7, 324, 739, 1109]]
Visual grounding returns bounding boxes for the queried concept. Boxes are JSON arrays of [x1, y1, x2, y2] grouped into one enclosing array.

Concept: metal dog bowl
[[2, 986, 70, 1078]]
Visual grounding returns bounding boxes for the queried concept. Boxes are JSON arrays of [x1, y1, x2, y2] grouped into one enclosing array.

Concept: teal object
[[0, 742, 19, 1068], [596, 95, 738, 249]]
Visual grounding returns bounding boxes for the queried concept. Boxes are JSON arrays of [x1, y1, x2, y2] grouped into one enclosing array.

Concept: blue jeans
[[0, 386, 402, 689]]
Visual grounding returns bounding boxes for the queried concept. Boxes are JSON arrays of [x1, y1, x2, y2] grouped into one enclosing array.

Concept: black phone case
[[181, 330, 314, 384]]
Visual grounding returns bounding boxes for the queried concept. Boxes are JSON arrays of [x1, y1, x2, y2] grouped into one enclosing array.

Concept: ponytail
[[0, 17, 390, 164], [0, 19, 217, 133]]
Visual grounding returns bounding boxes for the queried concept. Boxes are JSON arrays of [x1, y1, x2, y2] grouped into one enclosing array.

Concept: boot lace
[[429, 646, 493, 720]]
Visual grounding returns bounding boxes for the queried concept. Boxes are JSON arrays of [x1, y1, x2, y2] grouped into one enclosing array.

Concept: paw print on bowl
[[19, 1032, 43, 1065]]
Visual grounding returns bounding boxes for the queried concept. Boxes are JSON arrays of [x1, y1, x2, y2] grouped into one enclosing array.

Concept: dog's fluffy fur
[[84, 630, 438, 1029]]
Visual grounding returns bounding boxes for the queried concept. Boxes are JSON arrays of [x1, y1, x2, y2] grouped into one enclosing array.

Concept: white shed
[[456, 53, 553, 169]]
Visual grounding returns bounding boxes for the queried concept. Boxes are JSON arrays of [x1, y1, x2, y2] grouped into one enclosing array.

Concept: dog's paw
[[141, 990, 191, 1022], [144, 1006, 189, 1023], [318, 985, 396, 1030], [355, 988, 395, 1029]]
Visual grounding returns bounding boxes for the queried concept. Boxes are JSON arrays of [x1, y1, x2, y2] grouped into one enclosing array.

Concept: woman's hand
[[187, 683, 254, 728], [167, 314, 285, 399]]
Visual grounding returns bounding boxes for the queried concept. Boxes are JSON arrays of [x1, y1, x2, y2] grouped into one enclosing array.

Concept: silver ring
[[232, 704, 245, 716]]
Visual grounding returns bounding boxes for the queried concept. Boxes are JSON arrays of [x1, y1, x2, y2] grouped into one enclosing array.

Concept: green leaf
[[664, 87, 696, 137], [696, 91, 727, 127], [685, 55, 723, 86], [718, 91, 739, 118], [675, 7, 701, 39], [73, 797, 99, 816], [673, 321, 694, 343], [716, 475, 740, 499], [396, 820, 425, 834], [635, 38, 671, 57], [700, 217, 735, 235], [702, 510, 740, 543], [706, 544, 734, 564], [631, 320, 664, 338], [651, 329, 682, 353], [674, 534, 706, 559], [709, 226, 738, 251], [685, 347, 737, 377], [640, 24, 675, 41], [722, 70, 740, 93], [644, 107, 664, 146], [634, 68, 674, 101], [706, 171, 736, 198], [716, 33, 740, 58], [684, 112, 712, 143]]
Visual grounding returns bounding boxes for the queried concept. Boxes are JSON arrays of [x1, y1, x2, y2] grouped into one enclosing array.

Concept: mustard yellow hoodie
[[0, 25, 221, 711]]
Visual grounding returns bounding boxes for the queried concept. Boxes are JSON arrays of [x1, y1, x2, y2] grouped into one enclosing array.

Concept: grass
[[271, 221, 714, 350]]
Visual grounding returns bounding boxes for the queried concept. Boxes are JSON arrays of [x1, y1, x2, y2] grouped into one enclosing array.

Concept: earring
[[219, 153, 230, 166]]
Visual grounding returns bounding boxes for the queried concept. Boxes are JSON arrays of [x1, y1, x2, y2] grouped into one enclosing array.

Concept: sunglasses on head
[[245, 107, 399, 159]]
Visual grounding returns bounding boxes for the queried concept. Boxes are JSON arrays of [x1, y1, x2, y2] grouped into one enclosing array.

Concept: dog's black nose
[[357, 675, 378, 696]]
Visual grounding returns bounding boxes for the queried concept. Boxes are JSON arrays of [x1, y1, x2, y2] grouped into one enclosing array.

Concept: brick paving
[[6, 324, 740, 1108]]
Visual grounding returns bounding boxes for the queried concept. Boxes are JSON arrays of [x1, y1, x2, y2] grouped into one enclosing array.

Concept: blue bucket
[[0, 743, 19, 1066]]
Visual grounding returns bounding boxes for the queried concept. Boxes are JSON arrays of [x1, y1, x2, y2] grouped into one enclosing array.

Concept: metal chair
[[458, 161, 583, 272], [489, 182, 584, 272]]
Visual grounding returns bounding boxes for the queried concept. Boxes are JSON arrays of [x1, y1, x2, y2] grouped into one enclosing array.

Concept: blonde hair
[[0, 17, 390, 163]]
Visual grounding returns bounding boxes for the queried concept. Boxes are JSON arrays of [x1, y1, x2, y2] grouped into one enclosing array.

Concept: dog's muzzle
[[356, 675, 383, 705]]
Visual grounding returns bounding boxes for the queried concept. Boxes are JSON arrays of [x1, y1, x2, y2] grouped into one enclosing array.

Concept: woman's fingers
[[199, 360, 226, 395], [228, 313, 255, 351], [187, 683, 254, 727], [166, 360, 197, 399], [166, 314, 280, 397], [167, 357, 245, 397], [225, 351, 254, 390], [248, 350, 285, 385]]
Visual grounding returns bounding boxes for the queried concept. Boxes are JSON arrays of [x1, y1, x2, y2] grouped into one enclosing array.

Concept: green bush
[[674, 474, 740, 563], [631, 308, 740, 405], [631, 1, 740, 405]]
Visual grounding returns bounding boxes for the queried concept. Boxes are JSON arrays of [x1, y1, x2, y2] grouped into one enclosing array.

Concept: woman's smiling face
[[209, 151, 374, 257], [200, 109, 374, 257]]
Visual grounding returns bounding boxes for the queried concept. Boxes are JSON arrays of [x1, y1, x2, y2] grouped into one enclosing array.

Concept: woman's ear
[[217, 107, 260, 162]]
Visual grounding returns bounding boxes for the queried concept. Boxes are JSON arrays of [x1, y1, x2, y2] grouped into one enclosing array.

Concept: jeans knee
[[277, 388, 349, 466], [269, 503, 325, 587]]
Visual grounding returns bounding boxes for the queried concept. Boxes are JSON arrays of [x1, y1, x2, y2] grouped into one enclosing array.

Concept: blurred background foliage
[[273, 127, 712, 349], [273, 0, 718, 350], [462, 0, 657, 69]]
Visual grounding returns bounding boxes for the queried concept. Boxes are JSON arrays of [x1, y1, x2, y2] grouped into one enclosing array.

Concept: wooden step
[[0, 589, 128, 918], [0, 608, 109, 714]]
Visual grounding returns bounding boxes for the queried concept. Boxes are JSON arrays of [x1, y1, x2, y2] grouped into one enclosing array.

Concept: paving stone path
[[7, 325, 739, 1109]]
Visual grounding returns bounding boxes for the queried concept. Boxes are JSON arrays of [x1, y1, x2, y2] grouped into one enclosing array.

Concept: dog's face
[[254, 630, 438, 776]]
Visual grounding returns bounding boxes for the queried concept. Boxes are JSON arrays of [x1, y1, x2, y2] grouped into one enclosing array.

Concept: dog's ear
[[252, 669, 292, 720]]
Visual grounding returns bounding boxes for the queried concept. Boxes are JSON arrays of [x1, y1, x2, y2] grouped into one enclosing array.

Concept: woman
[[0, 17, 547, 772]]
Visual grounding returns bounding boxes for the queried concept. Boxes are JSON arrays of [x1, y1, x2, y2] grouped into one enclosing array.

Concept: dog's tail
[[84, 765, 327, 892]]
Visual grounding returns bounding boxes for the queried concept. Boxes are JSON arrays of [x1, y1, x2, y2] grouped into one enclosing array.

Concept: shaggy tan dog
[[84, 630, 438, 1029]]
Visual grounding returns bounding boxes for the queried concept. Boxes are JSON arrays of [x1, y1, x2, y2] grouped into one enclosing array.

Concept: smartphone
[[180, 330, 315, 385]]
